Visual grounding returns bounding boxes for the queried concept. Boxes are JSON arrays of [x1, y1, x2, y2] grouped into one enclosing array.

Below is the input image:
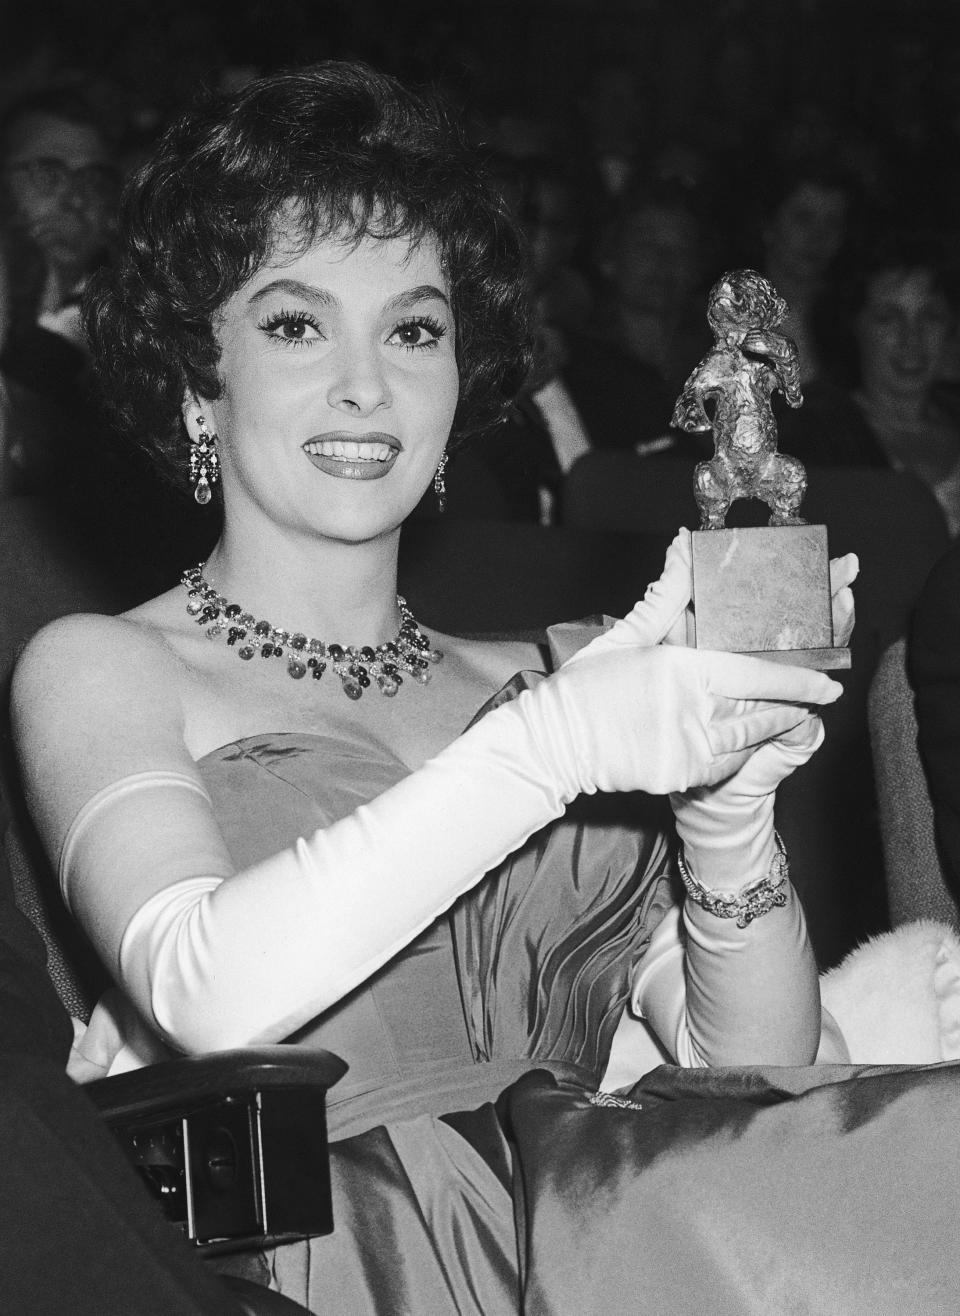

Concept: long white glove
[[639, 543, 857, 1068], [634, 718, 827, 1066], [62, 642, 842, 1056], [671, 713, 824, 888]]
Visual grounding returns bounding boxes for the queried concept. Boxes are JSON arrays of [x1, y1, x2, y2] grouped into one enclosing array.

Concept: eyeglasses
[[3, 156, 119, 204]]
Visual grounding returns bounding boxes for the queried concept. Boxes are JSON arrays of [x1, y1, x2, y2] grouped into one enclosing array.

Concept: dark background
[[3, 0, 958, 170]]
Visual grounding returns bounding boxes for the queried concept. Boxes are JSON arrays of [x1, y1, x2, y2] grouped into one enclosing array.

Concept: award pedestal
[[691, 524, 851, 670]]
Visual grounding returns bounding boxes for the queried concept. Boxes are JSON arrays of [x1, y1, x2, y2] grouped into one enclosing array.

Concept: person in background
[[0, 219, 61, 493], [780, 231, 960, 529], [754, 158, 857, 387], [591, 176, 714, 397], [846, 234, 960, 531], [0, 83, 119, 357], [0, 84, 119, 494]]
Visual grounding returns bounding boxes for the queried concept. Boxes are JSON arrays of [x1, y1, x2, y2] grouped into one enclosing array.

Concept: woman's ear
[[181, 392, 204, 439]]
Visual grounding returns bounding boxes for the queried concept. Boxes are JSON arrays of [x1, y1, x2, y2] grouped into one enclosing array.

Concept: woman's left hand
[[670, 715, 825, 891]]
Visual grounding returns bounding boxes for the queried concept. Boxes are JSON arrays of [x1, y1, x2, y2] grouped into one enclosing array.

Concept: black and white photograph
[[1, 3, 960, 1311]]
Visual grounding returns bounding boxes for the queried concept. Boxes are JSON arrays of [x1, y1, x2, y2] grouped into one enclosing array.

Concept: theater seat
[[869, 637, 959, 931]]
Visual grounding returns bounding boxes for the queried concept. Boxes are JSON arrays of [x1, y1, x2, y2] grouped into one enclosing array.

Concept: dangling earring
[[189, 414, 220, 506], [433, 450, 448, 514]]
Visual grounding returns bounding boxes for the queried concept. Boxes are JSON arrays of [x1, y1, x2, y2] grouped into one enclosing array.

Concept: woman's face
[[196, 228, 459, 543], [855, 268, 954, 402]]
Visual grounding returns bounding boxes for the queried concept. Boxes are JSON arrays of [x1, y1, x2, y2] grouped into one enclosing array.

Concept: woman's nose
[[897, 318, 924, 355], [60, 177, 93, 214], [326, 344, 391, 414]]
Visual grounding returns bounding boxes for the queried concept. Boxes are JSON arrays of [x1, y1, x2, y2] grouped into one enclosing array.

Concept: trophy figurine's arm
[[671, 359, 720, 433], [742, 329, 803, 408]]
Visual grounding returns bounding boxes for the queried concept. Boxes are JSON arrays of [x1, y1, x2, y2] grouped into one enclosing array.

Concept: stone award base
[[691, 524, 851, 670]]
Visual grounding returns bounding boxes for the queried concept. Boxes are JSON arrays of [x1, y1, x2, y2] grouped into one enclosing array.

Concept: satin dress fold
[[194, 689, 960, 1314]]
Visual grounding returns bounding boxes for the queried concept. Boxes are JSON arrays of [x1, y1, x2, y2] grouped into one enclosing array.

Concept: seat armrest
[[84, 1046, 348, 1120], [84, 1047, 348, 1251]]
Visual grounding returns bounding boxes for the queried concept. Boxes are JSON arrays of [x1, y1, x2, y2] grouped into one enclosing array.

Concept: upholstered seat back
[[868, 637, 959, 931]]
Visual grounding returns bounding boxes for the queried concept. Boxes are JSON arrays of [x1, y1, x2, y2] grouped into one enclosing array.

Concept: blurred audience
[[591, 176, 714, 394], [0, 79, 214, 590], [752, 158, 859, 386], [422, 156, 684, 524], [0, 6, 957, 540]]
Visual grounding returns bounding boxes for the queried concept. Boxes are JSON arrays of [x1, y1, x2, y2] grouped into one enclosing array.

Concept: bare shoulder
[[11, 609, 186, 752], [14, 609, 178, 696]]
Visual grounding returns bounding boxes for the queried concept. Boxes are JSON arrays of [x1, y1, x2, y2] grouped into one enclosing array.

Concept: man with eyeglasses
[[0, 86, 118, 354]]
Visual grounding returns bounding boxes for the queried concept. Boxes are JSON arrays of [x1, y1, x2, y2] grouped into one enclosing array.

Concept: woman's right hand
[[519, 642, 843, 799]]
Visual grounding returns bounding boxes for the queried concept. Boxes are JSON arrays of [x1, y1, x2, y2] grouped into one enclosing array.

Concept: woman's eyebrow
[[383, 285, 451, 313], [245, 280, 449, 313], [247, 278, 337, 307]]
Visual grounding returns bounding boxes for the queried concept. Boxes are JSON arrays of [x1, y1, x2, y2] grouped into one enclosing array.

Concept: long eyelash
[[396, 315, 447, 346], [258, 307, 320, 347]]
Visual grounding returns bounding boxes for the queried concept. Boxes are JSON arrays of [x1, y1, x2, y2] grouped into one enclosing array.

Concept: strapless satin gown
[[196, 711, 960, 1313]]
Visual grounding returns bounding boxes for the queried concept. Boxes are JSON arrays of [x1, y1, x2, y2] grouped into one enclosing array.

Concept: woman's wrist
[[678, 830, 788, 927], [672, 793, 777, 892]]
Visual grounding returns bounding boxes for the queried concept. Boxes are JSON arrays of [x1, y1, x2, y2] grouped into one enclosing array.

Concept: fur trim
[[819, 919, 960, 1064]]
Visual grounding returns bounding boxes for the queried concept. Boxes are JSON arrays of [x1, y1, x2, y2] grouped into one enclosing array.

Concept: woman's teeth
[[303, 440, 394, 461]]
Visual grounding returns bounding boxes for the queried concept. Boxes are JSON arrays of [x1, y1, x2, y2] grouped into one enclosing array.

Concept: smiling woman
[[8, 60, 958, 1316], [837, 230, 960, 533], [183, 232, 460, 547]]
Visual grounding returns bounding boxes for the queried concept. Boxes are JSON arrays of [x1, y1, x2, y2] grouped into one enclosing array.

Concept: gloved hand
[[525, 643, 839, 798], [564, 529, 694, 663], [669, 714, 825, 890], [635, 720, 828, 1067]]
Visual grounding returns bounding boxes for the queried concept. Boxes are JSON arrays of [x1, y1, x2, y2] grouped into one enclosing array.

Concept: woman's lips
[[302, 433, 400, 481]]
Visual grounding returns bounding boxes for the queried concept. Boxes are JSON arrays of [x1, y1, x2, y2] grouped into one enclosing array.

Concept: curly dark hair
[[84, 61, 534, 490]]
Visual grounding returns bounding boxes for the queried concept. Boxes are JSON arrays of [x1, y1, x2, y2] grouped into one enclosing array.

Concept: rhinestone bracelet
[[676, 832, 790, 929]]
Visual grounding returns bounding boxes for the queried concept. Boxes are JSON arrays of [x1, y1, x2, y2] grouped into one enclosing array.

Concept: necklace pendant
[[340, 673, 363, 700]]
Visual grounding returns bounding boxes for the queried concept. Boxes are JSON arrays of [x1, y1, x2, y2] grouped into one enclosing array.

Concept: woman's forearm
[[633, 858, 822, 1068]]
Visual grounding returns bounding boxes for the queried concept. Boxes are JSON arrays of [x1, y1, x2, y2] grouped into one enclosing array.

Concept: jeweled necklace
[[181, 564, 443, 699]]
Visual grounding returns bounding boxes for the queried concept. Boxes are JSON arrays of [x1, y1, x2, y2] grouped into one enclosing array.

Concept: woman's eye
[[259, 311, 323, 346], [388, 317, 446, 350]]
